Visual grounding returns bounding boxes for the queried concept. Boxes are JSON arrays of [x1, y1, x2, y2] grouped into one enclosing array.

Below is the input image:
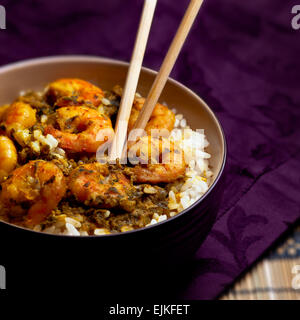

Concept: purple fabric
[[0, 0, 300, 299]]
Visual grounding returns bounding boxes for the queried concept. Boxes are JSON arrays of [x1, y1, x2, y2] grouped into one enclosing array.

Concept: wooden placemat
[[220, 225, 300, 300]]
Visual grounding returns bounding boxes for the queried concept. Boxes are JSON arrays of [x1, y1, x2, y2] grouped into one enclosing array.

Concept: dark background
[[0, 0, 299, 299]]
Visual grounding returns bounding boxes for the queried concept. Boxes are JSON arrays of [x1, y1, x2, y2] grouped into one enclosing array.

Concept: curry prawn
[[0, 160, 67, 226], [68, 163, 135, 212], [44, 106, 114, 153], [46, 78, 104, 108]]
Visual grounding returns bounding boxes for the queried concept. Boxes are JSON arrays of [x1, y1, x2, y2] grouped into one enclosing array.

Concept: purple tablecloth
[[0, 0, 299, 299]]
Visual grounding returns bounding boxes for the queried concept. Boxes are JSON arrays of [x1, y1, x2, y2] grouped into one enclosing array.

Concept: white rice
[[65, 217, 81, 228], [94, 228, 110, 235], [65, 223, 80, 236], [101, 97, 111, 106], [30, 130, 60, 155], [40, 115, 48, 123], [45, 134, 59, 149]]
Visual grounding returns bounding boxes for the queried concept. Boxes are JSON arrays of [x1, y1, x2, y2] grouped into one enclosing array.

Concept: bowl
[[0, 56, 226, 291]]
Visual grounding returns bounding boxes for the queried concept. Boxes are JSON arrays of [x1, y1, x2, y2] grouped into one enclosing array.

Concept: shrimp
[[2, 101, 37, 136], [129, 136, 186, 184], [44, 106, 114, 153], [128, 97, 175, 136], [46, 78, 104, 108], [68, 163, 135, 211], [0, 136, 18, 182], [113, 86, 175, 136], [0, 160, 67, 226]]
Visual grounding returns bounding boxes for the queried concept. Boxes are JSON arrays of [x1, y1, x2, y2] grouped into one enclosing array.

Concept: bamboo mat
[[221, 225, 300, 300]]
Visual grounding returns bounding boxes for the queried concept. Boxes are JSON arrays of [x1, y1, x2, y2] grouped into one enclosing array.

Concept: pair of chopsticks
[[110, 0, 204, 161]]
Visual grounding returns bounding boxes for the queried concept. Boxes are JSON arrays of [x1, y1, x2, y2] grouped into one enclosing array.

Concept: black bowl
[[0, 56, 226, 294]]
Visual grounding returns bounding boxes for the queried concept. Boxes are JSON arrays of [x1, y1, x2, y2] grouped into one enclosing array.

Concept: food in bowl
[[0, 78, 213, 235]]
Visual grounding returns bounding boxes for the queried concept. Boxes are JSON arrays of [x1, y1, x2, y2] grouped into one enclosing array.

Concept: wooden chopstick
[[128, 0, 204, 147], [109, 0, 157, 161]]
